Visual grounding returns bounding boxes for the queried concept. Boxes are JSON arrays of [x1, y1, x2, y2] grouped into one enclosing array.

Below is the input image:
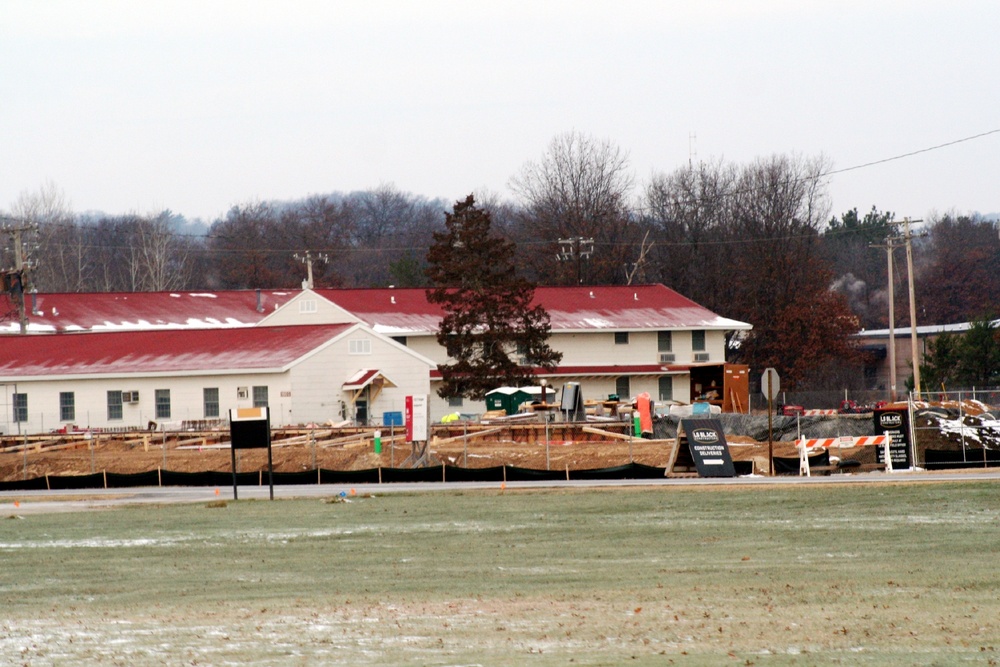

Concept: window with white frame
[[658, 331, 672, 352], [614, 332, 629, 345], [204, 388, 220, 418], [155, 389, 171, 419], [107, 390, 123, 421], [615, 376, 630, 399], [253, 385, 269, 408], [299, 299, 317, 313], [59, 392, 75, 422], [12, 393, 27, 423], [692, 329, 706, 351], [658, 377, 673, 402]]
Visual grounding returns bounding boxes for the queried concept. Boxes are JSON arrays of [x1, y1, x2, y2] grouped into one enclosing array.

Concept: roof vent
[[391, 295, 396, 304], [633, 292, 638, 301], [589, 291, 594, 298]]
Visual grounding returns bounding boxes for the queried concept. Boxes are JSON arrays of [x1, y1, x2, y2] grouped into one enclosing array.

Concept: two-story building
[[0, 284, 752, 432]]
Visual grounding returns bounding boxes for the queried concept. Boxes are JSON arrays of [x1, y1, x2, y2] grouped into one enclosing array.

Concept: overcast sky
[[2, 0, 997, 224]]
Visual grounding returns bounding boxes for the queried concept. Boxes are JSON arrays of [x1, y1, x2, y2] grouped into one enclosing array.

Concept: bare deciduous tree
[[510, 131, 639, 284]]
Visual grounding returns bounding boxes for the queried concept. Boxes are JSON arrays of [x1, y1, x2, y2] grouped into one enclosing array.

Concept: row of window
[[616, 376, 673, 402], [12, 386, 269, 423], [445, 376, 674, 408], [614, 330, 706, 352]]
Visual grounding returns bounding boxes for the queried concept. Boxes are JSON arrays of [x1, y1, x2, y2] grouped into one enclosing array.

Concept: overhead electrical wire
[[4, 127, 998, 257]]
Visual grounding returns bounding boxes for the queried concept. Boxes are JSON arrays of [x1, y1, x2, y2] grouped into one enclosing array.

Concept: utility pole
[[1, 217, 36, 335], [903, 218, 922, 396], [556, 237, 594, 284], [876, 218, 924, 400], [885, 237, 897, 401], [880, 218, 924, 399], [293, 250, 329, 290]]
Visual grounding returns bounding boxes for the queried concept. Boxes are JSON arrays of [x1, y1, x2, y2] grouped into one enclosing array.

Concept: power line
[[823, 128, 1000, 177]]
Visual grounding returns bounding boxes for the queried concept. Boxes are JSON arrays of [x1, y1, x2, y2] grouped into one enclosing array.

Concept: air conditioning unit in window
[[694, 353, 710, 362], [123, 391, 139, 403], [237, 387, 249, 400], [658, 353, 675, 363]]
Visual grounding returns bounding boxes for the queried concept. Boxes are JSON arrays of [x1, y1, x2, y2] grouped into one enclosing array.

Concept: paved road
[[2, 469, 999, 514]]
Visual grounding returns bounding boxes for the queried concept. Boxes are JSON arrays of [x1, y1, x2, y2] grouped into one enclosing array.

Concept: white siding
[[551, 330, 727, 365], [0, 373, 290, 434], [258, 291, 362, 327], [289, 331, 431, 425]]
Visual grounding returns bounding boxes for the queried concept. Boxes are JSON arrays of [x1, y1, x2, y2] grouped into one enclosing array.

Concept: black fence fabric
[[773, 450, 830, 475], [0, 461, 781, 492], [924, 448, 1000, 470]]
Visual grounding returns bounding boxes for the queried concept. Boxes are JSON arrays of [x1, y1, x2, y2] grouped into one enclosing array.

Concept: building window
[[615, 376, 630, 400], [658, 377, 673, 402], [299, 299, 317, 313], [692, 330, 706, 352], [12, 393, 27, 423], [349, 339, 371, 355], [614, 332, 629, 345], [60, 392, 75, 422], [107, 390, 123, 421], [155, 389, 171, 419], [448, 395, 464, 408], [253, 386, 269, 408], [204, 388, 220, 418], [657, 331, 672, 352]]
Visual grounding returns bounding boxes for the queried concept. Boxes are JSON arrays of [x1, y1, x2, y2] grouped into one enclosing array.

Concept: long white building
[[0, 284, 752, 433]]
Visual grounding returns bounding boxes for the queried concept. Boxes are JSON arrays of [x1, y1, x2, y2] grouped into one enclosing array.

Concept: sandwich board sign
[[229, 406, 273, 500], [873, 407, 912, 469], [666, 419, 736, 477]]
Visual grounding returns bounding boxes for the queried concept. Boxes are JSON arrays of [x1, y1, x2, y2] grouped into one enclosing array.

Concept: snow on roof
[[1, 284, 750, 337], [316, 284, 751, 335], [0, 290, 293, 334], [0, 324, 353, 378]]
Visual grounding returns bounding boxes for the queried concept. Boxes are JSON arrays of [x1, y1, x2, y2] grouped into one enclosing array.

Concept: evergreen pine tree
[[426, 195, 561, 400]]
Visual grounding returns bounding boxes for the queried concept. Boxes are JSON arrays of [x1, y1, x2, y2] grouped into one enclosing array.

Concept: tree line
[[4, 132, 998, 390]]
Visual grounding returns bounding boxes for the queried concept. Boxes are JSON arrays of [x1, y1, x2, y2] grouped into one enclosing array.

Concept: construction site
[[2, 397, 997, 488]]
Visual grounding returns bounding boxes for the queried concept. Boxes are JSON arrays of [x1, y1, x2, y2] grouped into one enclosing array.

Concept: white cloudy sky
[[1, 0, 997, 223]]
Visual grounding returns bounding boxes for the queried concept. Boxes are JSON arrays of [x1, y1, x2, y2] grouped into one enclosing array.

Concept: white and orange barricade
[[797, 434, 891, 476]]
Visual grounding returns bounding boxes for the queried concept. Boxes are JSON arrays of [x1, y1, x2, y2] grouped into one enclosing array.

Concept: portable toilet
[[485, 387, 516, 414]]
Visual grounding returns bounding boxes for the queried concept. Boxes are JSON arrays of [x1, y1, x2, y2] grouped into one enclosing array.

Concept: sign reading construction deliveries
[[679, 419, 736, 477], [873, 408, 911, 469], [405, 395, 428, 442]]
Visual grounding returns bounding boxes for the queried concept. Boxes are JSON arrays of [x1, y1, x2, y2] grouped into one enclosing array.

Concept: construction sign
[[873, 408, 912, 469], [228, 406, 274, 500], [667, 419, 736, 478], [405, 395, 428, 442]]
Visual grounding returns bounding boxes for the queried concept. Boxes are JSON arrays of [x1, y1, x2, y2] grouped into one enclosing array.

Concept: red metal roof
[[316, 284, 750, 335], [3, 284, 749, 337], [342, 369, 397, 390], [0, 324, 353, 378], [2, 290, 294, 334]]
